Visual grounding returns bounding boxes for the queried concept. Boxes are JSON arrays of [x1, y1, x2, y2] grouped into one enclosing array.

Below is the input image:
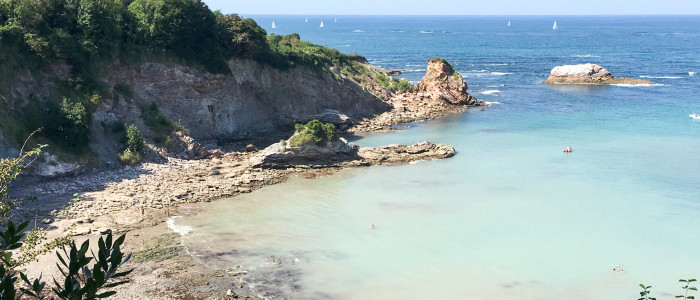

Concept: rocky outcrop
[[542, 63, 655, 85], [252, 138, 360, 169], [417, 58, 479, 105], [252, 137, 455, 169], [358, 142, 455, 164], [351, 58, 481, 133]]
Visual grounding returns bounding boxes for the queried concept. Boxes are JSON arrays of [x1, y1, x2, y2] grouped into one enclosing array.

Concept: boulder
[[168, 132, 214, 159], [417, 58, 479, 105], [542, 63, 655, 85]]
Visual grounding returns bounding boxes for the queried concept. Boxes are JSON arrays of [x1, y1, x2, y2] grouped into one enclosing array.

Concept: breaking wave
[[167, 216, 193, 235]]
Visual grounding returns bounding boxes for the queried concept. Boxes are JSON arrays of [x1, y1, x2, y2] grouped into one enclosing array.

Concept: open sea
[[173, 16, 700, 299]]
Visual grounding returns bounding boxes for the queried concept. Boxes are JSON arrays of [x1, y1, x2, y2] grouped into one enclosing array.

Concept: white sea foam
[[481, 90, 502, 95], [571, 54, 600, 58], [419, 30, 434, 34], [167, 216, 193, 235], [353, 30, 364, 33], [404, 69, 426, 72], [611, 83, 664, 87], [491, 72, 512, 76], [689, 72, 697, 76], [484, 101, 501, 105], [640, 75, 682, 79], [486, 63, 509, 66]]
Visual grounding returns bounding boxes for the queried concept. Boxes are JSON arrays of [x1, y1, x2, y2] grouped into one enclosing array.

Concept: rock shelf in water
[[541, 63, 656, 85]]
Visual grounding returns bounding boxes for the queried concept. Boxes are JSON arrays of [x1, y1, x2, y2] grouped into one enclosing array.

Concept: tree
[[128, 0, 226, 72], [214, 12, 269, 59], [77, 0, 122, 59]]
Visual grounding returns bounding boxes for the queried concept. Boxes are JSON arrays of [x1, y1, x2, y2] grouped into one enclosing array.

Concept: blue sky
[[203, 0, 700, 15]]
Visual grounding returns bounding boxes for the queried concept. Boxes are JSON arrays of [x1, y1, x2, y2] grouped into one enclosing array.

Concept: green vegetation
[[140, 102, 183, 143], [120, 124, 144, 165], [0, 141, 132, 299], [429, 57, 454, 69], [0, 135, 45, 219], [1, 0, 373, 155], [288, 120, 338, 147], [639, 284, 656, 300], [678, 279, 697, 300]]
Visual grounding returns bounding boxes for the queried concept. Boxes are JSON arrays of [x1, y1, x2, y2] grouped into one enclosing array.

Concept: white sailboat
[[320, 21, 324, 28], [553, 21, 558, 30], [271, 21, 276, 29], [335, 18, 337, 23], [305, 18, 308, 23], [507, 21, 511, 26]]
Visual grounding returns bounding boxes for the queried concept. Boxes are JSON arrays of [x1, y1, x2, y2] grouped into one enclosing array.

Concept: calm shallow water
[[174, 16, 700, 299]]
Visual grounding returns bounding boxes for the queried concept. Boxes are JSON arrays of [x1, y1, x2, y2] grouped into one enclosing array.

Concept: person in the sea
[[371, 224, 375, 230]]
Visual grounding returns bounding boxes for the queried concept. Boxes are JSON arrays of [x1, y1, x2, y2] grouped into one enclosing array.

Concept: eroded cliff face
[[102, 58, 390, 142], [0, 58, 392, 173]]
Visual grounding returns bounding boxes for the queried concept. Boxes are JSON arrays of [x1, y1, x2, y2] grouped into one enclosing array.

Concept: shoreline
[[16, 99, 481, 299]]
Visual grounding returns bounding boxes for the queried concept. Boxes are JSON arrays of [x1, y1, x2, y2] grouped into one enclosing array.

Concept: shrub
[[140, 102, 183, 142], [288, 120, 337, 147], [119, 148, 142, 166], [125, 124, 145, 154]]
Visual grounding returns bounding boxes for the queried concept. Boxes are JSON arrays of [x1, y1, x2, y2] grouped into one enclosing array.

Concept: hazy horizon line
[[236, 13, 700, 16]]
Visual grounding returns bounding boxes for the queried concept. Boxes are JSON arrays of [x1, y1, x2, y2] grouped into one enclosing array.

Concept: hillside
[[0, 0, 409, 172]]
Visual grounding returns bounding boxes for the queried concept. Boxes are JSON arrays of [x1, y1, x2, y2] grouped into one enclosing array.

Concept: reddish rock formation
[[417, 58, 479, 105], [351, 58, 482, 133]]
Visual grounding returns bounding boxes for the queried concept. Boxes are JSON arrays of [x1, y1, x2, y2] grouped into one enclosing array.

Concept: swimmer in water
[[371, 224, 375, 230]]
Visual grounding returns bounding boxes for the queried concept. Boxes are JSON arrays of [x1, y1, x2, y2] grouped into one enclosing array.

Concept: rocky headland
[[351, 58, 482, 132], [541, 63, 656, 85]]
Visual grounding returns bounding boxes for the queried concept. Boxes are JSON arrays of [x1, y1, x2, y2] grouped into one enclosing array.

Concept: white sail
[[320, 21, 324, 28], [335, 18, 337, 23], [271, 21, 276, 29], [305, 18, 308, 23], [507, 21, 510, 26], [553, 21, 558, 30]]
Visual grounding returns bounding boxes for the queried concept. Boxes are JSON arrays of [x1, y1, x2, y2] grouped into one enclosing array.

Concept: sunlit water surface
[[173, 15, 700, 299]]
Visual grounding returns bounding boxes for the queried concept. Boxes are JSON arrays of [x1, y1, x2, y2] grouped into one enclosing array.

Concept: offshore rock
[[542, 63, 655, 85]]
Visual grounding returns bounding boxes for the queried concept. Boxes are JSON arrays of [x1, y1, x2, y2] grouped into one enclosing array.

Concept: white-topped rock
[[543, 63, 654, 85]]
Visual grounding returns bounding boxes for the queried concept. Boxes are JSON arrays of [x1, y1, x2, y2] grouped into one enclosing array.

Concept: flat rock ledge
[[541, 63, 656, 85], [358, 142, 455, 164], [252, 139, 455, 169]]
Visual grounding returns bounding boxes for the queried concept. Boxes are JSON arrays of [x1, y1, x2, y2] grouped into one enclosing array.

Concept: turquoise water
[[175, 16, 700, 299]]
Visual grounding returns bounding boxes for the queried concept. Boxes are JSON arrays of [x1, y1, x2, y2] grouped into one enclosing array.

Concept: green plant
[[124, 124, 145, 154], [0, 134, 45, 220], [428, 57, 454, 69], [119, 124, 145, 165], [639, 284, 657, 300], [288, 120, 338, 147], [52, 234, 133, 299], [119, 149, 142, 166], [677, 279, 697, 299]]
